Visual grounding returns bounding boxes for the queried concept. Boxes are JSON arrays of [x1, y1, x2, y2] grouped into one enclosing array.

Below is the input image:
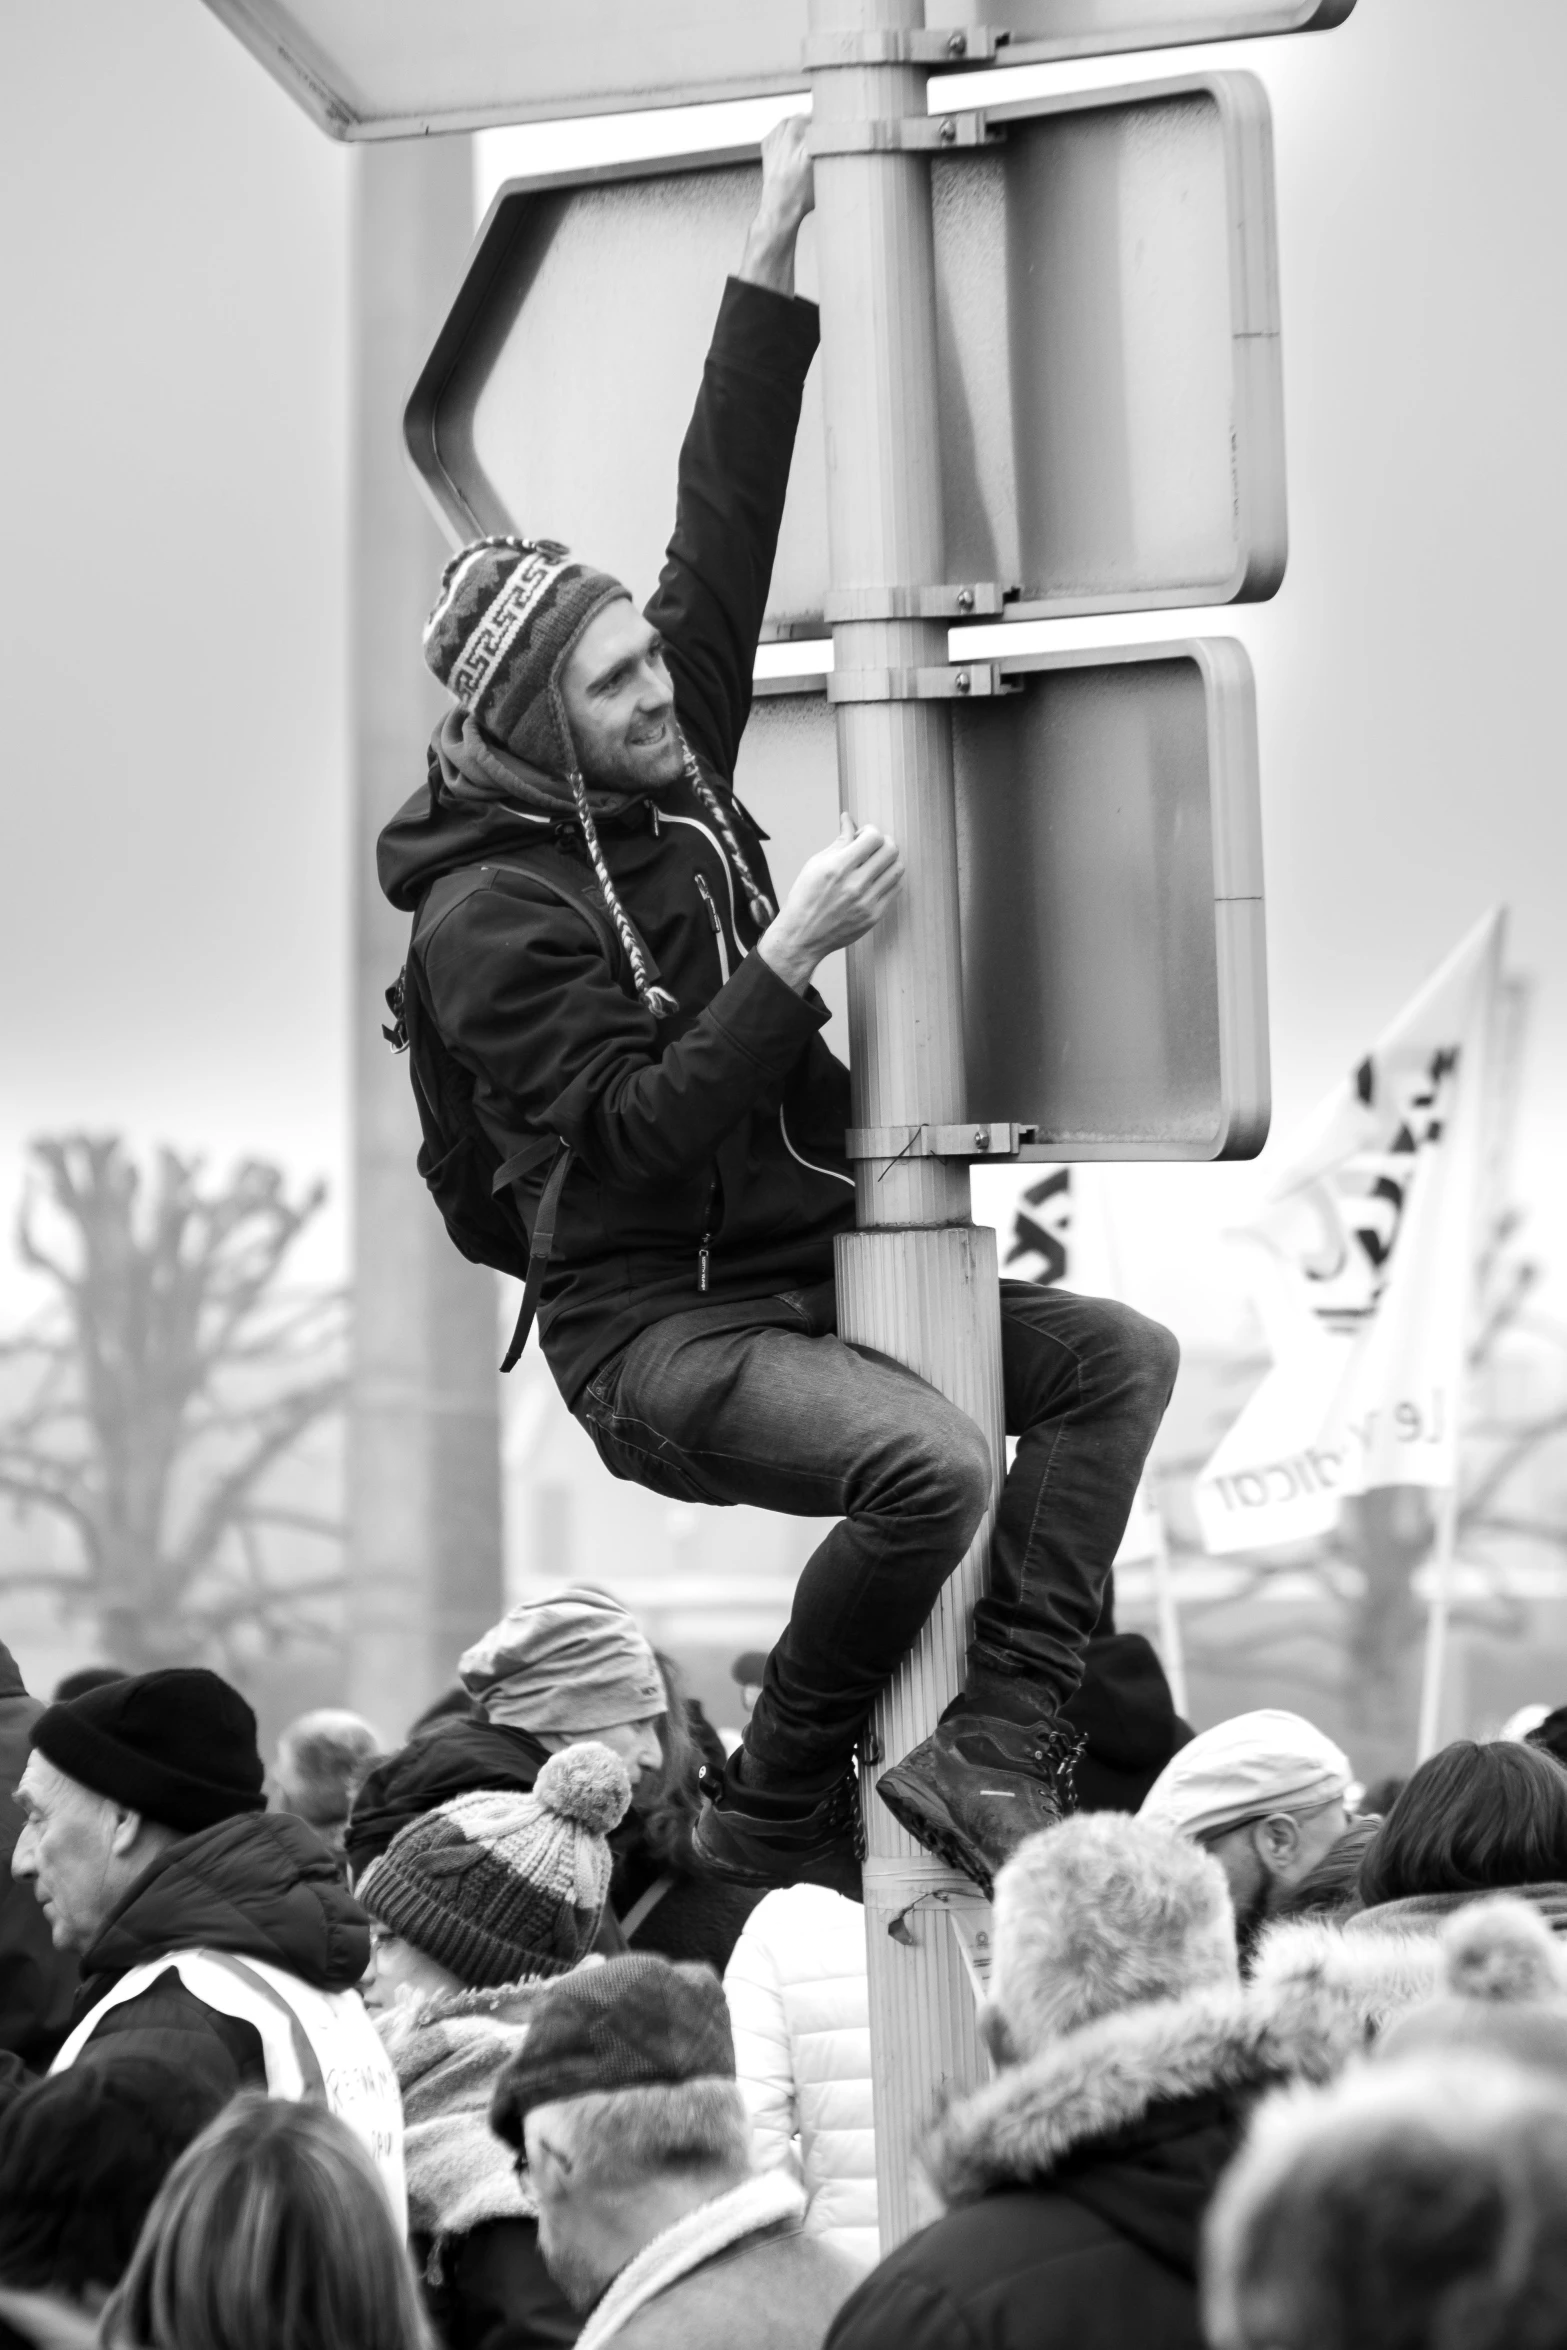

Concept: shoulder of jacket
[[617, 2229, 850, 2346], [734, 1888, 869, 1982], [829, 2243, 986, 2350], [418, 857, 613, 957]]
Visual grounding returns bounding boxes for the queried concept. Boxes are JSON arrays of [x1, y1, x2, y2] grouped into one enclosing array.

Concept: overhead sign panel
[[733, 644, 1268, 1161], [202, 1, 1353, 138], [407, 74, 1284, 631], [984, 0, 1353, 69]]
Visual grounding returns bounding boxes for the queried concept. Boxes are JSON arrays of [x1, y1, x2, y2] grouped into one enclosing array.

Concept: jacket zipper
[[697, 1168, 718, 1293], [693, 871, 731, 984], [665, 813, 740, 941]]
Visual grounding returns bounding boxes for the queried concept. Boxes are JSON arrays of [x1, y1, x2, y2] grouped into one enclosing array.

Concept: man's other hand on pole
[[757, 812, 906, 995]]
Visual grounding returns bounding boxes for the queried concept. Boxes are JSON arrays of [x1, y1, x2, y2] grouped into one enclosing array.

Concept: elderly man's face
[[12, 1752, 136, 1952], [1203, 1797, 1351, 1944], [524, 2107, 612, 2313]]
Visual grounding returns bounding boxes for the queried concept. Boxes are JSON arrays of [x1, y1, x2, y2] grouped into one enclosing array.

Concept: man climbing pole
[[378, 118, 1179, 1900]]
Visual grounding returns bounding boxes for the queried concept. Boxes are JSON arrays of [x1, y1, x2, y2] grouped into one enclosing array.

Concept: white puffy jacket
[[723, 1884, 878, 2271]]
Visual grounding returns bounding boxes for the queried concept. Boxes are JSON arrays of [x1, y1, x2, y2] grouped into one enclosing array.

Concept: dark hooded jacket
[[63, 1812, 370, 2092], [1063, 1632, 1193, 1815], [377, 276, 854, 1409], [344, 1715, 552, 1883], [824, 1968, 1362, 2350], [828, 1919, 1450, 2350], [0, 1650, 76, 2073]]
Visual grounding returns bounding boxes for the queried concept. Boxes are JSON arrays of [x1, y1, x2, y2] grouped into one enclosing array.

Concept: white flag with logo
[[1195, 911, 1504, 1555]]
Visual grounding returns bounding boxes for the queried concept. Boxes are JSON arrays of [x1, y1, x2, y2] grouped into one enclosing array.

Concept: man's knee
[[923, 1409, 993, 1547], [1099, 1300, 1181, 1414], [873, 1396, 992, 1548]]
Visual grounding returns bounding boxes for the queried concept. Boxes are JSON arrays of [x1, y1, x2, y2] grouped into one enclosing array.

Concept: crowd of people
[[3, 1590, 1567, 2350]]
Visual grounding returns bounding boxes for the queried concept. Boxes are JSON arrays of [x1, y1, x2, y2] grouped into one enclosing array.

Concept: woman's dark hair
[[634, 1651, 726, 1872], [0, 2053, 228, 2299], [1359, 1740, 1567, 1907]]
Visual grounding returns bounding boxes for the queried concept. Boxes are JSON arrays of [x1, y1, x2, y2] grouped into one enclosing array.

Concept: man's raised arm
[[644, 117, 818, 781]]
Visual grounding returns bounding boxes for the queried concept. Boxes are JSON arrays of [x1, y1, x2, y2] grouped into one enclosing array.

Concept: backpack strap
[[495, 1138, 576, 1374], [481, 843, 665, 991]]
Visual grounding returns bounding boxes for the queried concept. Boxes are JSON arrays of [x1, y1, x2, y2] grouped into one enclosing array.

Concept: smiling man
[[379, 120, 1178, 1901]]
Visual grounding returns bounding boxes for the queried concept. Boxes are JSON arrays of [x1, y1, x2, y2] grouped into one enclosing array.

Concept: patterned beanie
[[423, 536, 630, 780], [357, 1744, 632, 1988], [423, 535, 776, 1026]]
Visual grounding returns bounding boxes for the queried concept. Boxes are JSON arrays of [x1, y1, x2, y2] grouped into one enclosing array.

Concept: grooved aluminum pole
[[808, 0, 1005, 2249]]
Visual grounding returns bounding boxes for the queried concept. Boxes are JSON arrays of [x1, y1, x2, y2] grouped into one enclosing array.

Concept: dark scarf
[[435, 706, 644, 825]]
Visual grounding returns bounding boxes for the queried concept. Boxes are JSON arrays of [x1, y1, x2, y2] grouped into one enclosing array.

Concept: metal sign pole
[[808, 1, 1004, 2247]]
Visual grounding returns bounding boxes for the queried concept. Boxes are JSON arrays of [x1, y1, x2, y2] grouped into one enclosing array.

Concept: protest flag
[[1194, 910, 1506, 1568]]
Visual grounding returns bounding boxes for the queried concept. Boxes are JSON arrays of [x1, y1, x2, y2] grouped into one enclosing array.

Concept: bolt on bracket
[[822, 581, 1016, 624], [803, 27, 1008, 69], [827, 661, 1022, 705], [807, 111, 1004, 159], [846, 1122, 1038, 1162]]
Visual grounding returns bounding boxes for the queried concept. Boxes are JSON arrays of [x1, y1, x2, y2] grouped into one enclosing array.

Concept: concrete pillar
[[346, 138, 504, 1736]]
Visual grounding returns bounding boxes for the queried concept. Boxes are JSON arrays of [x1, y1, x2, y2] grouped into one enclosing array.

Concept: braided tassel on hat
[[570, 771, 680, 1021], [678, 731, 777, 931]]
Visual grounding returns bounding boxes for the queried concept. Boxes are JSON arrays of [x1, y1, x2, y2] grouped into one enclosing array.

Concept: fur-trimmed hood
[[931, 1914, 1442, 2210], [1247, 1912, 1442, 2057]]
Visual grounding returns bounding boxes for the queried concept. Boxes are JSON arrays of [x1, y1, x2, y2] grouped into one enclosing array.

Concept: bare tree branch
[[0, 1135, 346, 1667]]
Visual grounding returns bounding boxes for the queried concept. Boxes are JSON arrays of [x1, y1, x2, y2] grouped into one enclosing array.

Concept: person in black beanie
[[11, 1667, 405, 2216]]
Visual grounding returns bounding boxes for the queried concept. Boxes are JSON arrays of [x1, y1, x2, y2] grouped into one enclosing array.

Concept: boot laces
[[1036, 1722, 1087, 1806], [829, 1769, 868, 1863]]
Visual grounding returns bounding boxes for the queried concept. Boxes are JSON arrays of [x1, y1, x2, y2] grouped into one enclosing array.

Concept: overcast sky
[[1, 0, 1564, 1348]]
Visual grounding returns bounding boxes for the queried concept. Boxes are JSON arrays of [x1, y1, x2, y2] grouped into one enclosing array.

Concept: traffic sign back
[[201, 1, 1353, 138], [734, 644, 1268, 1160], [408, 75, 1285, 632]]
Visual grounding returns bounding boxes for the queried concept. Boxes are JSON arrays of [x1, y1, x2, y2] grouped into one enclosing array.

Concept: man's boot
[[875, 1714, 1084, 1897], [692, 1762, 865, 1902]]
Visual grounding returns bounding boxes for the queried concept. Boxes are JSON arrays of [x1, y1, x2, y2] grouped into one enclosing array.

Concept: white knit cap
[[1138, 1709, 1351, 1843]]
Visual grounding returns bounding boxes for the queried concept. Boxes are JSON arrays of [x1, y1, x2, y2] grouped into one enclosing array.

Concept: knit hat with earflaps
[[423, 536, 630, 780], [357, 1744, 632, 1988], [423, 536, 776, 1026]]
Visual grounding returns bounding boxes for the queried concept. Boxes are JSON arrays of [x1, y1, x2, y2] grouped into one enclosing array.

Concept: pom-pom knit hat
[[357, 1744, 632, 1989], [1377, 1895, 1567, 2079]]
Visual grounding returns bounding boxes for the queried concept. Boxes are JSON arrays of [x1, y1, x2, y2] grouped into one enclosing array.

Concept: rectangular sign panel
[[408, 75, 1284, 632], [733, 644, 1268, 1160], [202, 1, 1352, 139], [957, 640, 1268, 1157]]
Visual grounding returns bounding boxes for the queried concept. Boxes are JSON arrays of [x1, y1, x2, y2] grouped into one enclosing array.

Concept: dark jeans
[[575, 1277, 1178, 1781]]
